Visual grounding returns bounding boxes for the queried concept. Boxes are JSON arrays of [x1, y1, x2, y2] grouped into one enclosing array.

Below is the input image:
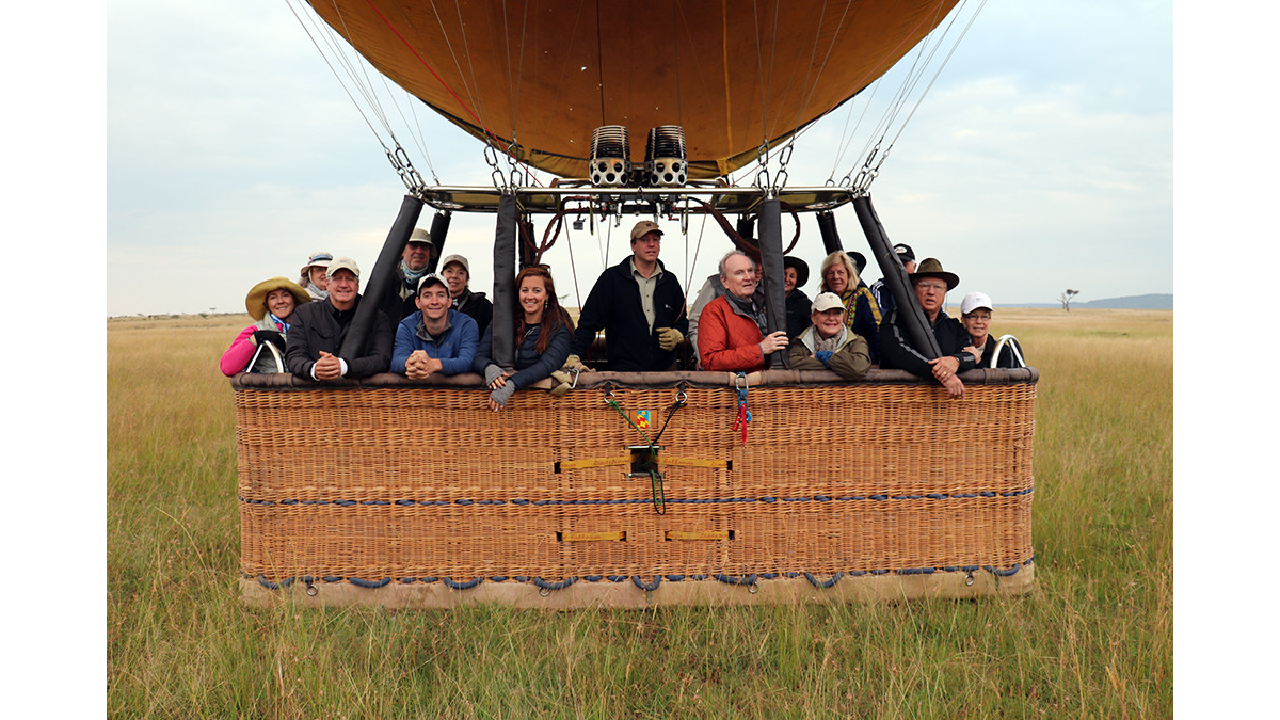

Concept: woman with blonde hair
[[220, 277, 312, 375], [473, 266, 575, 411], [818, 250, 882, 362]]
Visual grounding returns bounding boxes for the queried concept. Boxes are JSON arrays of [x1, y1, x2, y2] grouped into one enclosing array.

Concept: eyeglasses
[[916, 282, 947, 292]]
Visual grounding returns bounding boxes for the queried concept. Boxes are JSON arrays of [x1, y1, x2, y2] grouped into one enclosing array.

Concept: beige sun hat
[[245, 277, 311, 320], [300, 251, 333, 277]]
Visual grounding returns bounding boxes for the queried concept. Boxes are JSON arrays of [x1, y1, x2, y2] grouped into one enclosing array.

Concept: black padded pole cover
[[425, 210, 452, 273], [853, 195, 940, 358], [492, 194, 519, 367], [341, 194, 423, 359], [757, 198, 788, 368], [736, 215, 755, 245], [816, 210, 843, 255]]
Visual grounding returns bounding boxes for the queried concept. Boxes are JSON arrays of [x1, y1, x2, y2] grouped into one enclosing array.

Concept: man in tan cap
[[878, 257, 980, 398], [568, 220, 688, 371], [786, 291, 870, 381], [377, 227, 437, 335], [286, 257, 393, 381]]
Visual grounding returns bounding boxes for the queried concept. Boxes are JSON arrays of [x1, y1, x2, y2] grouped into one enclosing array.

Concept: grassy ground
[[107, 308, 1172, 718]]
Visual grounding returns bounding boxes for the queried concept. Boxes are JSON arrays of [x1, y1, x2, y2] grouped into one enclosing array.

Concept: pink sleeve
[[220, 325, 257, 376]]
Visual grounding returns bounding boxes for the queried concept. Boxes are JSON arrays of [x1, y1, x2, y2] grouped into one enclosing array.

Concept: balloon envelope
[[307, 0, 960, 179]]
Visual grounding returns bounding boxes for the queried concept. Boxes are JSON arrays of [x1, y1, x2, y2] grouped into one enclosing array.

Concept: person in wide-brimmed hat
[[783, 255, 813, 340], [298, 252, 333, 299], [878, 257, 980, 399], [219, 277, 313, 376]]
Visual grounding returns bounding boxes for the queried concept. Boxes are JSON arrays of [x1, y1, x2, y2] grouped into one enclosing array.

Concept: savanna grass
[[108, 309, 1172, 718]]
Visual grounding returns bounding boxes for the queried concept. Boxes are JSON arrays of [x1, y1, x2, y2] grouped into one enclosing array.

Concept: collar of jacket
[[416, 309, 454, 342]]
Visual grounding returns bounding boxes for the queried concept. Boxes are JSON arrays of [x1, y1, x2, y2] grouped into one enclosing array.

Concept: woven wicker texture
[[236, 376, 1035, 582]]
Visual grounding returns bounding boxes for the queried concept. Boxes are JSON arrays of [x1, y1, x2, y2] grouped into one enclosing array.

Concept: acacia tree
[[1059, 289, 1079, 312]]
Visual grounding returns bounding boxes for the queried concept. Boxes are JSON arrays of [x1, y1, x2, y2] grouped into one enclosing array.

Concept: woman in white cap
[[786, 291, 871, 381], [220, 277, 313, 376], [298, 252, 333, 299], [959, 291, 1025, 369]]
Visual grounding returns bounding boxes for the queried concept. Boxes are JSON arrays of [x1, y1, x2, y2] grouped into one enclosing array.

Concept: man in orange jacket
[[696, 251, 789, 372]]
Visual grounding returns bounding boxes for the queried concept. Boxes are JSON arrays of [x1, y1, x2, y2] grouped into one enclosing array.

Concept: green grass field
[[107, 308, 1172, 718]]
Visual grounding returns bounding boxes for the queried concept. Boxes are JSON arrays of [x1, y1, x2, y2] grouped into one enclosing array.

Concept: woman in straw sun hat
[[219, 276, 313, 376]]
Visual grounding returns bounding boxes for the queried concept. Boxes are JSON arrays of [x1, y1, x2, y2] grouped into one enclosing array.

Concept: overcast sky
[[14, 3, 1280, 713], [101, 0, 1173, 316]]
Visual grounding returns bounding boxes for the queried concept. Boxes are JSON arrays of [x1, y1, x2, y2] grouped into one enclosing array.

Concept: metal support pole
[[341, 194, 423, 359], [757, 198, 788, 368], [492, 194, 519, 367], [853, 195, 940, 358]]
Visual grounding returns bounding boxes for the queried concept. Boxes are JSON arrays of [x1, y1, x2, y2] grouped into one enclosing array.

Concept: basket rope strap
[[733, 373, 751, 445]]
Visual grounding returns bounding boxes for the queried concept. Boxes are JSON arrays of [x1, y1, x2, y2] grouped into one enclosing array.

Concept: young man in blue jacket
[[391, 273, 479, 379]]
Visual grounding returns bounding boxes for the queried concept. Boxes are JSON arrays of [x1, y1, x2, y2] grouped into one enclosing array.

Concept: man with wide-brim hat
[[782, 255, 813, 339], [879, 257, 980, 399], [219, 277, 313, 376]]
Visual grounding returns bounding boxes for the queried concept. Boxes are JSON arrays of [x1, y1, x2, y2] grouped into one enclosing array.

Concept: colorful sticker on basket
[[635, 410, 652, 429]]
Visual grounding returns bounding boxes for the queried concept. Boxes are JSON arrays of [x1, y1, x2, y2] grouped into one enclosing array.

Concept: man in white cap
[[569, 220, 688, 371], [959, 291, 1024, 369], [439, 253, 493, 337], [785, 291, 871, 381], [378, 227, 437, 335], [286, 256, 393, 381], [878, 257, 978, 398]]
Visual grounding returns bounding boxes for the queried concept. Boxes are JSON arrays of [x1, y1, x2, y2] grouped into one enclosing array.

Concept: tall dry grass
[[107, 308, 1172, 718]]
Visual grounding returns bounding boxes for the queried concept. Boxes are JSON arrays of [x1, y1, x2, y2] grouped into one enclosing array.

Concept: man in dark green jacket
[[569, 221, 688, 372]]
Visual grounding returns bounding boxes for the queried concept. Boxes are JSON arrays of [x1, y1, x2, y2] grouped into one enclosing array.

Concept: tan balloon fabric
[[309, 0, 959, 179]]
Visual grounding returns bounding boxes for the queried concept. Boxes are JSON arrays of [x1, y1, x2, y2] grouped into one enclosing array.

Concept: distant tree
[[1059, 289, 1079, 312]]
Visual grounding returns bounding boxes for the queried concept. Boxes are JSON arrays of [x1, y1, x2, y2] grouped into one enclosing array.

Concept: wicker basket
[[234, 368, 1037, 607]]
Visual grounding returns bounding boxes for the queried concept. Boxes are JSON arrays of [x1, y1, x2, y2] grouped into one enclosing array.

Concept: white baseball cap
[[960, 291, 993, 315]]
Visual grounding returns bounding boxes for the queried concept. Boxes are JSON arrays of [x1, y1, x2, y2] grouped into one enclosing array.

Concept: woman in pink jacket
[[219, 277, 313, 376]]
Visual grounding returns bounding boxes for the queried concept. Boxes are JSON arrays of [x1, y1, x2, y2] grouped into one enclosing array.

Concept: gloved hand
[[548, 370, 572, 397], [252, 330, 286, 349], [484, 364, 506, 386], [563, 354, 589, 371], [490, 381, 516, 407], [814, 350, 834, 367], [656, 327, 684, 351]]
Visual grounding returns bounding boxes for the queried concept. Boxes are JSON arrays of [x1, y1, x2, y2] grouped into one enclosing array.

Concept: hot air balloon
[[234, 0, 1038, 608]]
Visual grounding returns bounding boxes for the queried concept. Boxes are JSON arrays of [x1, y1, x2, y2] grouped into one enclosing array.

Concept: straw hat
[[245, 277, 311, 320], [908, 257, 960, 291]]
